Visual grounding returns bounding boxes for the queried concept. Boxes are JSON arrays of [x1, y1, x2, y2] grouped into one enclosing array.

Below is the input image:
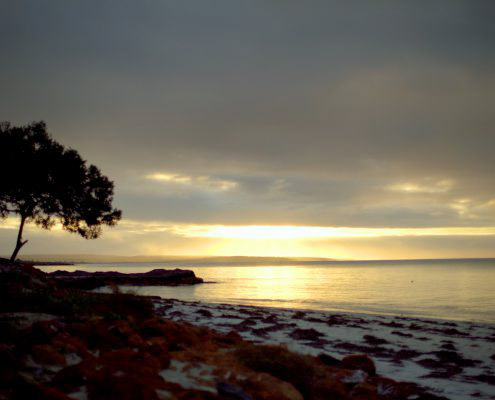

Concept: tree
[[0, 121, 122, 263]]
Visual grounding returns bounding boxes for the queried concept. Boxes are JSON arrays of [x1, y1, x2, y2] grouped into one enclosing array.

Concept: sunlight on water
[[40, 260, 495, 323]]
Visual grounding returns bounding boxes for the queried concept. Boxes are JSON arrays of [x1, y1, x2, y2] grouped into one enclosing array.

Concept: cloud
[[0, 219, 19, 230], [1, 1, 495, 257], [387, 179, 454, 194], [165, 224, 495, 240], [146, 172, 237, 191]]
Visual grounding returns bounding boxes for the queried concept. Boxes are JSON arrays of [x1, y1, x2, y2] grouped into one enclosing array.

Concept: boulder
[[341, 354, 376, 376]]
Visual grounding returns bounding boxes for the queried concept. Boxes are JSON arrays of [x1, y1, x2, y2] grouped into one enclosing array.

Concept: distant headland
[[6, 254, 495, 266]]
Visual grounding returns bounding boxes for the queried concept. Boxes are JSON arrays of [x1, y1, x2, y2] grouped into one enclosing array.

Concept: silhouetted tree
[[0, 121, 122, 263]]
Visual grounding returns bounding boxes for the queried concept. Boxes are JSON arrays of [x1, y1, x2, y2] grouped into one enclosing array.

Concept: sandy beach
[[154, 298, 495, 400]]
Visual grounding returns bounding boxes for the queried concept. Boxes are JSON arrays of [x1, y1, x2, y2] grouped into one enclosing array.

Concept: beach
[[154, 297, 495, 400], [2, 261, 463, 400], [4, 260, 494, 399], [35, 260, 495, 398]]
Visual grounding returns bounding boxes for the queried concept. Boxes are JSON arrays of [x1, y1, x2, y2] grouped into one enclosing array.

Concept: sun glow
[[387, 179, 454, 194], [4, 218, 495, 240], [2, 217, 495, 259], [170, 224, 495, 240]]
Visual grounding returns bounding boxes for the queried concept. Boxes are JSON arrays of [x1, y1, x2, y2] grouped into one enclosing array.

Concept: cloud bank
[[1, 1, 494, 258]]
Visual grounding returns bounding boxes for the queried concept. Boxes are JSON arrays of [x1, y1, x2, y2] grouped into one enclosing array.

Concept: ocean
[[39, 258, 495, 324]]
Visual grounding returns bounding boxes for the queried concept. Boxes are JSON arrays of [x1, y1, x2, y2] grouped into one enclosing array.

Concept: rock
[[349, 381, 378, 400], [363, 335, 389, 345], [379, 320, 404, 328], [341, 354, 376, 376], [289, 328, 324, 341], [215, 330, 243, 345], [333, 368, 368, 386], [439, 342, 456, 351], [429, 350, 479, 367], [32, 344, 66, 366], [144, 337, 171, 368], [334, 342, 390, 358], [36, 385, 72, 400], [468, 374, 495, 385], [100, 348, 161, 375], [87, 371, 169, 400], [234, 343, 348, 399], [391, 330, 413, 338], [52, 360, 97, 391], [87, 320, 126, 351], [66, 322, 90, 338], [109, 320, 136, 339], [311, 376, 348, 399], [439, 327, 468, 336], [217, 382, 253, 400], [32, 320, 61, 343], [48, 268, 203, 289], [141, 318, 205, 351], [327, 315, 346, 325], [252, 325, 283, 338], [292, 311, 306, 319], [317, 353, 341, 367], [416, 358, 463, 378], [128, 333, 146, 349], [366, 376, 419, 399], [196, 309, 213, 317], [394, 348, 422, 361], [233, 372, 303, 400], [0, 344, 20, 385], [52, 332, 88, 356]]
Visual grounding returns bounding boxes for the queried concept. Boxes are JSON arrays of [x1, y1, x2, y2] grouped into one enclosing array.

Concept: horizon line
[[9, 254, 495, 263]]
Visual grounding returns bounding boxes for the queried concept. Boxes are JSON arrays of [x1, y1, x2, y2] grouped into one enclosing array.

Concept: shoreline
[[1, 262, 456, 400], [152, 297, 495, 400], [98, 280, 495, 327], [59, 259, 495, 326], [153, 296, 495, 327]]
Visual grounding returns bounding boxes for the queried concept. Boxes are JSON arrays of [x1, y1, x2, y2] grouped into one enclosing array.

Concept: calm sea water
[[40, 259, 495, 324]]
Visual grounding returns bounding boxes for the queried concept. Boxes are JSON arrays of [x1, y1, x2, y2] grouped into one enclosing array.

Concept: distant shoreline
[[12, 254, 495, 266], [24, 260, 75, 266]]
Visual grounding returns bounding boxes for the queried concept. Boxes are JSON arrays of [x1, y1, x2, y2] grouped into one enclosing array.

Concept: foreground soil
[[0, 262, 448, 400]]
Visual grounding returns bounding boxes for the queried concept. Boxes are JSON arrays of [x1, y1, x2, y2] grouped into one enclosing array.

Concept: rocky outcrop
[[48, 268, 204, 289]]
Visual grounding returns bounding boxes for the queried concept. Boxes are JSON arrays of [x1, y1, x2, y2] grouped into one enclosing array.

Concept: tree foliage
[[0, 121, 122, 262]]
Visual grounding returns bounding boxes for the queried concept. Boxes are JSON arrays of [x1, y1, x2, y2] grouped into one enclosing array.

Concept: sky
[[1, 1, 495, 260]]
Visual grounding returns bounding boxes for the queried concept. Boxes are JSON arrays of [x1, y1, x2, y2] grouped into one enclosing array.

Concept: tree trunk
[[10, 214, 28, 263]]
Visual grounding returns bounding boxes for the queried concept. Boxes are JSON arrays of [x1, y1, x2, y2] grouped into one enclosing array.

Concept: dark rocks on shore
[[47, 268, 204, 289], [289, 328, 325, 341]]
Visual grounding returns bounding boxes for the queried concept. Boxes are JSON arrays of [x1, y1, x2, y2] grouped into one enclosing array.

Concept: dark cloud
[[1, 1, 495, 257]]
